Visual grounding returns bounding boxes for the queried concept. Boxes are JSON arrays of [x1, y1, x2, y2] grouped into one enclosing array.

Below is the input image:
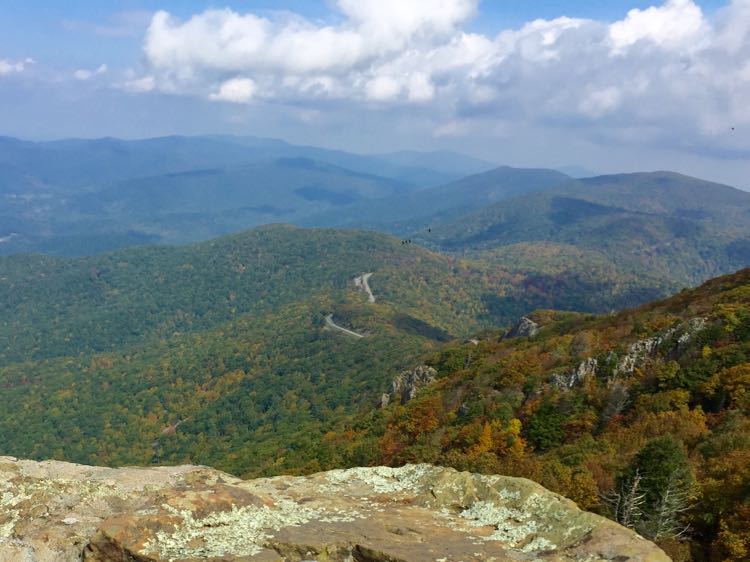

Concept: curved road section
[[324, 314, 365, 339], [354, 273, 376, 303]]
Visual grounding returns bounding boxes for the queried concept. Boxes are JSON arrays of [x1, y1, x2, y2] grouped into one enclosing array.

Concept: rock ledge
[[0, 457, 669, 561]]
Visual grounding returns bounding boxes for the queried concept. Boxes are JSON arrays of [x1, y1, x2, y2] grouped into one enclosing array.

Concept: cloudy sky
[[1, 0, 748, 187]]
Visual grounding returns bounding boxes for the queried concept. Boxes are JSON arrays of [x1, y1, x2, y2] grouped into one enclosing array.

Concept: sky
[[1, 0, 749, 187]]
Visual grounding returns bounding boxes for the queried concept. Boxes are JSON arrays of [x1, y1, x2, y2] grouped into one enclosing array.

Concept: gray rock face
[[505, 316, 540, 339], [553, 358, 599, 390], [613, 318, 707, 377], [388, 365, 438, 405], [550, 318, 710, 389], [0, 458, 670, 562]]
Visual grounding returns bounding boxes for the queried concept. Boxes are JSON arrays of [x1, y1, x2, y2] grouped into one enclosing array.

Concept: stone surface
[[505, 317, 540, 339], [0, 458, 670, 562], [613, 318, 707, 377], [387, 365, 439, 406], [553, 358, 599, 390]]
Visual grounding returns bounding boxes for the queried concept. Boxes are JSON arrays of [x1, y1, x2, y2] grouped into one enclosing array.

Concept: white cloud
[[366, 75, 402, 101], [73, 64, 108, 81], [337, 0, 476, 43], [579, 87, 623, 118], [210, 77, 257, 103], [609, 0, 708, 53], [0, 57, 34, 76], [407, 73, 435, 102], [124, 75, 156, 92], [127, 0, 750, 153]]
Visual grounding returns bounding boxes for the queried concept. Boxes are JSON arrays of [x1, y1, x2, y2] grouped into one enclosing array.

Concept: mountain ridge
[[327, 267, 750, 560]]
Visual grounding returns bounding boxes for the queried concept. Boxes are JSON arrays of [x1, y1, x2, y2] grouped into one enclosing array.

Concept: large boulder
[[505, 316, 540, 339], [0, 457, 670, 562]]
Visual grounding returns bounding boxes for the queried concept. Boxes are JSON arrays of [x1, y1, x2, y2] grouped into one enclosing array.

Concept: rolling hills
[[0, 224, 680, 473], [401, 171, 750, 291], [3, 228, 741, 560], [0, 135, 495, 256], [305, 165, 572, 230], [0, 170, 748, 561]]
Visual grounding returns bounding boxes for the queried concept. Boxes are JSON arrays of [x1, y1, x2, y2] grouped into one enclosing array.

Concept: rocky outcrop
[[505, 316, 540, 339], [0, 458, 669, 562], [613, 317, 707, 377], [551, 318, 710, 389], [553, 358, 599, 390], [383, 365, 438, 407]]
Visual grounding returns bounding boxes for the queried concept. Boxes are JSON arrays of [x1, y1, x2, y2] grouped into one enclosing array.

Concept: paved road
[[354, 272, 376, 303], [324, 314, 365, 339]]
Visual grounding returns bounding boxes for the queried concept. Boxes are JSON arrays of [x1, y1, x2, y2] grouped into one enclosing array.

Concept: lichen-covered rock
[[388, 365, 438, 405], [0, 456, 225, 562], [0, 458, 670, 562]]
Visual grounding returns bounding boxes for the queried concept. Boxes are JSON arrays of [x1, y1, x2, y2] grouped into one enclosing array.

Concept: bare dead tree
[[639, 472, 691, 541], [602, 470, 646, 530]]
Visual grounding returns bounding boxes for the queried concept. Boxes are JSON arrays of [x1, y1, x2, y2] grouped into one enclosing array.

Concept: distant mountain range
[[0, 135, 495, 255], [3, 135, 749, 290], [1, 133, 749, 295], [304, 165, 573, 230], [415, 171, 750, 287]]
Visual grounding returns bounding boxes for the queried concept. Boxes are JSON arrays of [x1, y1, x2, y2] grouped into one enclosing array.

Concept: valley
[[5, 1, 750, 559], [0, 137, 748, 562]]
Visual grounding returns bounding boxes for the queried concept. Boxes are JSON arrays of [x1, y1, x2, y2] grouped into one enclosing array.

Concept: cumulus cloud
[[609, 0, 709, 53], [129, 0, 750, 152], [0, 57, 34, 76], [73, 64, 108, 81], [210, 77, 256, 103]]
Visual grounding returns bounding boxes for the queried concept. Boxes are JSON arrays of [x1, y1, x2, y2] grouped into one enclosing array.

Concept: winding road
[[354, 272, 376, 303], [324, 315, 365, 339], [324, 273, 376, 338]]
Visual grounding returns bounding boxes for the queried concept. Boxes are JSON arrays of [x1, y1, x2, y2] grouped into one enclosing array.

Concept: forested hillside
[[0, 225, 666, 474], [320, 268, 750, 561], [305, 165, 571, 230], [414, 172, 750, 289], [1, 225, 747, 560], [0, 225, 675, 367]]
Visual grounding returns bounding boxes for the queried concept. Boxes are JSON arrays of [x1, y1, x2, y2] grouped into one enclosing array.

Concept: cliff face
[[0, 457, 669, 562], [383, 365, 438, 407]]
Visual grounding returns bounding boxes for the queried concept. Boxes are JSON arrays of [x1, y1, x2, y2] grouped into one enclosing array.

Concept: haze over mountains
[[3, 135, 749, 292], [0, 135, 495, 254], [5, 0, 750, 558], [2, 134, 749, 312], [1, 133, 749, 561]]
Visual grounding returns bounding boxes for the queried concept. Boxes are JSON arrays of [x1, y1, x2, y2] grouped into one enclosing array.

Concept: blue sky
[[0, 1, 748, 187]]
